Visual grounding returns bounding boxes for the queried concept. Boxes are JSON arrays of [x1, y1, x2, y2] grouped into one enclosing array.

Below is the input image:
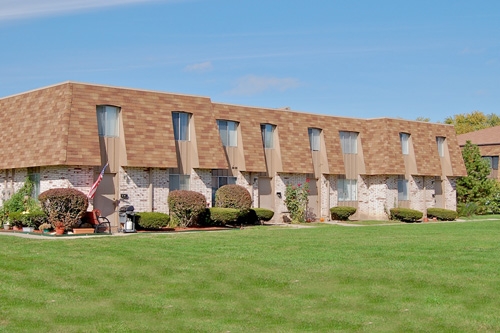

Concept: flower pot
[[55, 227, 65, 235], [22, 227, 35, 232], [13, 226, 21, 231], [3, 224, 10, 230]]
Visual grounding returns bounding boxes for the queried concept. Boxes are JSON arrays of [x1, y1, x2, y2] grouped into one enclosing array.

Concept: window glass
[[339, 131, 358, 154], [337, 176, 357, 201], [172, 112, 190, 141], [96, 105, 119, 137], [397, 177, 409, 200], [436, 137, 445, 157], [261, 124, 275, 149], [217, 120, 238, 147], [27, 167, 40, 200], [483, 156, 499, 170], [400, 133, 409, 155], [211, 171, 237, 204], [169, 174, 190, 191], [308, 128, 321, 151]]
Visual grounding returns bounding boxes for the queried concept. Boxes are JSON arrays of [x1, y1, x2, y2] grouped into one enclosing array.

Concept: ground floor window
[[398, 176, 409, 201], [169, 174, 190, 191], [337, 176, 357, 202], [212, 169, 237, 204], [27, 167, 40, 200]]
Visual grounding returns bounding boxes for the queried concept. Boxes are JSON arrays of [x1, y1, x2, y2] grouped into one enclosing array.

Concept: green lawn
[[1, 221, 499, 332]]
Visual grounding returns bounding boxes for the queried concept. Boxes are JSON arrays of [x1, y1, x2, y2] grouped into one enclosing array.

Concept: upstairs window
[[217, 120, 238, 147], [261, 124, 275, 149], [339, 131, 358, 154], [172, 112, 190, 141], [436, 136, 445, 157], [397, 176, 409, 201], [483, 156, 499, 170], [400, 133, 410, 155], [308, 128, 321, 151], [97, 105, 119, 137], [337, 176, 357, 202]]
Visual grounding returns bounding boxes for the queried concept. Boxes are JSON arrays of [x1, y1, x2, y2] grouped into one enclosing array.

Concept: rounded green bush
[[168, 190, 207, 227], [252, 208, 274, 222], [215, 184, 252, 210], [208, 207, 240, 226], [136, 212, 170, 229], [426, 208, 458, 221], [390, 208, 423, 222], [330, 206, 356, 221]]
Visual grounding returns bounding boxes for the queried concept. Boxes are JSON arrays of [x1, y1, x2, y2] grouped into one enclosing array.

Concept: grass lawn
[[1, 221, 499, 332]]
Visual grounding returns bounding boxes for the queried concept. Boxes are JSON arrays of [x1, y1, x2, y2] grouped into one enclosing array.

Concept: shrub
[[136, 212, 170, 230], [252, 208, 274, 222], [8, 211, 47, 228], [457, 202, 478, 217], [215, 185, 252, 210], [0, 178, 39, 224], [38, 188, 89, 230], [168, 190, 207, 228], [330, 206, 356, 221], [208, 207, 240, 226], [284, 182, 309, 223], [390, 208, 423, 222], [426, 208, 458, 221]]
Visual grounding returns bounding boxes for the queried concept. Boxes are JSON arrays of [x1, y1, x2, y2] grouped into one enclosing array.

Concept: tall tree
[[444, 111, 500, 134], [456, 141, 496, 204]]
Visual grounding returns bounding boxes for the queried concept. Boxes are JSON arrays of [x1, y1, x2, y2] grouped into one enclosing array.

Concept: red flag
[[87, 162, 109, 199]]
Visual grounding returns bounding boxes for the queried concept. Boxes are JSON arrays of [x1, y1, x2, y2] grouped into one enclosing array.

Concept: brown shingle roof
[[457, 125, 500, 146]]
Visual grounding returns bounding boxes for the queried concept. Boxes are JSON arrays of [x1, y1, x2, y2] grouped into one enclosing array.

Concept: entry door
[[258, 177, 274, 210], [93, 173, 118, 227]]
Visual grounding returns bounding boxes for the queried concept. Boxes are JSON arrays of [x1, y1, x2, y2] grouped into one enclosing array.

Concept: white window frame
[[261, 124, 275, 149], [400, 133, 410, 155], [436, 136, 445, 157], [97, 105, 120, 137], [217, 120, 238, 147], [337, 176, 357, 202], [339, 131, 358, 154], [308, 128, 321, 151], [169, 174, 190, 191], [397, 177, 409, 201], [172, 112, 190, 141]]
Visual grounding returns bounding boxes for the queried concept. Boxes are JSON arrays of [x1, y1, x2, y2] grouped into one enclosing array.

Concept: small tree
[[457, 141, 496, 208], [38, 188, 89, 230], [284, 181, 309, 223]]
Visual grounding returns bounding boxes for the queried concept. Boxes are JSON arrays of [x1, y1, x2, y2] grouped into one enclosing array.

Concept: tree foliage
[[444, 111, 500, 134], [456, 141, 496, 205]]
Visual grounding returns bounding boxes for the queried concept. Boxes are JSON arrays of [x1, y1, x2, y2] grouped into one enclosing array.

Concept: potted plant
[[2, 221, 10, 230], [53, 221, 65, 235], [38, 223, 52, 233]]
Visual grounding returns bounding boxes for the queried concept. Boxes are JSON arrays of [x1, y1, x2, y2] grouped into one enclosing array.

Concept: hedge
[[426, 208, 458, 221], [215, 185, 252, 210], [390, 208, 423, 222], [252, 208, 274, 222], [207, 207, 240, 226], [8, 211, 47, 228], [136, 212, 170, 229], [330, 206, 356, 221], [38, 188, 89, 230], [168, 190, 207, 227]]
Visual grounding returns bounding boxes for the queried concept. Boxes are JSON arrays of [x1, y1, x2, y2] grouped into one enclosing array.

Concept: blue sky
[[0, 0, 498, 122]]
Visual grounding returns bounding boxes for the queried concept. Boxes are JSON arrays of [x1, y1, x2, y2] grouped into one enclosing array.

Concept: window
[[397, 176, 409, 201], [217, 120, 238, 147], [400, 133, 410, 155], [308, 128, 321, 151], [483, 156, 499, 170], [211, 170, 237, 204], [261, 124, 275, 149], [169, 174, 190, 191], [28, 167, 40, 200], [339, 131, 358, 154], [436, 136, 445, 157], [172, 112, 190, 141], [96, 105, 119, 137], [337, 176, 357, 202]]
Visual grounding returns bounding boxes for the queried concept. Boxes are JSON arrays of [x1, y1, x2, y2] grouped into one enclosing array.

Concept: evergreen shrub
[[215, 185, 252, 210], [208, 207, 240, 226], [426, 208, 458, 221], [390, 208, 423, 222], [252, 208, 274, 222], [330, 206, 356, 221], [136, 212, 170, 229]]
